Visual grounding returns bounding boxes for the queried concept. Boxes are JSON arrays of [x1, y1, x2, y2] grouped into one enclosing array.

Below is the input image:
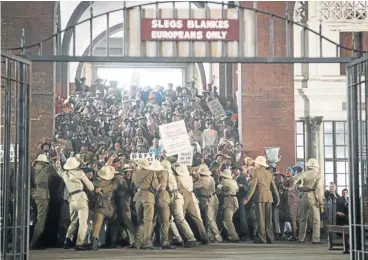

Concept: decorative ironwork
[[4, 1, 368, 63], [294, 1, 308, 23], [319, 1, 368, 22]]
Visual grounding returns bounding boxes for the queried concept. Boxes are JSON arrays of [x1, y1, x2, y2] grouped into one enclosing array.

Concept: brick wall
[[240, 1, 295, 171], [1, 1, 56, 158]]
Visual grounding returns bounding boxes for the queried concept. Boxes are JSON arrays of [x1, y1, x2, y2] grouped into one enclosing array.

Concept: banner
[[159, 120, 191, 156], [130, 152, 155, 162], [177, 150, 193, 166], [207, 98, 226, 119], [141, 19, 239, 41]]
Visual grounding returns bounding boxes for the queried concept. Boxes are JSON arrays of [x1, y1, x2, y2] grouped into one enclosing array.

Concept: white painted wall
[[294, 1, 349, 122]]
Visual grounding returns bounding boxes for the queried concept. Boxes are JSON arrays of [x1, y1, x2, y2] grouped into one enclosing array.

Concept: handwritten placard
[[159, 120, 191, 156], [177, 150, 193, 166], [207, 98, 226, 119], [0, 144, 17, 163]]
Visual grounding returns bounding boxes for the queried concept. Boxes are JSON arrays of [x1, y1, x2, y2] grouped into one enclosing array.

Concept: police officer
[[193, 164, 223, 243], [55, 156, 94, 251], [217, 169, 239, 242], [295, 158, 324, 244], [91, 166, 119, 250], [30, 154, 53, 249], [133, 159, 160, 249]]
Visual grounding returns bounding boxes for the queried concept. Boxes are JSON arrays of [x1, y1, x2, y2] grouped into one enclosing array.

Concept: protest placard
[[177, 150, 193, 166], [207, 98, 226, 119], [130, 152, 155, 162], [159, 120, 191, 156]]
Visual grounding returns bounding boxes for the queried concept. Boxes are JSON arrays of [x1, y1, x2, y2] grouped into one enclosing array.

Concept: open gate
[[1, 52, 31, 260], [3, 1, 368, 259]]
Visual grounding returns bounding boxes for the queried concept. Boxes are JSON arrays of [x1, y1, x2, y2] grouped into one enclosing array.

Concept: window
[[296, 121, 306, 166], [323, 121, 349, 194]]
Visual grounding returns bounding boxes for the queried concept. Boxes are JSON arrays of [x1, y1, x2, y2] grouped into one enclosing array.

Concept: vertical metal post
[[123, 1, 129, 56], [319, 21, 323, 57], [188, 1, 193, 57], [253, 2, 258, 57], [155, 2, 160, 57], [269, 15, 274, 57], [2, 56, 11, 260], [221, 1, 226, 57], [172, 1, 178, 57], [205, 2, 210, 58], [73, 26, 76, 56], [89, 2, 93, 56], [237, 4, 243, 57], [106, 12, 110, 56], [138, 5, 143, 56], [348, 63, 361, 260], [285, 2, 290, 57]]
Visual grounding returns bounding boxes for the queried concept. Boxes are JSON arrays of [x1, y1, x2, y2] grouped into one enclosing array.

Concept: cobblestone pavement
[[30, 242, 348, 260]]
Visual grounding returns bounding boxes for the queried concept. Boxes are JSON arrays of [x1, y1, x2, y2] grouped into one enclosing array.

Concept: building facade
[[294, 1, 367, 193]]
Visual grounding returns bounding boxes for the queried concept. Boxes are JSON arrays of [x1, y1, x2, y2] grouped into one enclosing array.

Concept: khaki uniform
[[113, 177, 136, 245], [133, 169, 158, 248], [56, 167, 94, 245], [30, 164, 53, 246], [167, 172, 196, 243], [295, 168, 324, 242], [177, 175, 208, 243], [193, 175, 222, 242], [156, 170, 171, 246], [177, 174, 202, 220], [91, 178, 118, 239], [217, 178, 239, 241], [245, 167, 280, 243]]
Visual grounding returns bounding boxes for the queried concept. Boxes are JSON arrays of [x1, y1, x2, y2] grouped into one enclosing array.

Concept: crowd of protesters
[[3, 76, 349, 251]]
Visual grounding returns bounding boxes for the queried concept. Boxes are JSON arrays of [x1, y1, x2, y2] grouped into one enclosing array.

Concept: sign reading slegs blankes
[[141, 19, 239, 41], [159, 120, 191, 156]]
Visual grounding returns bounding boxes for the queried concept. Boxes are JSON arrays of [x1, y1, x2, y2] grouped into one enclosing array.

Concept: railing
[[4, 1, 368, 63]]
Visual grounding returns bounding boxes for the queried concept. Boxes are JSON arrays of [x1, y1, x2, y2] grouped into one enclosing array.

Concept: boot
[[63, 238, 73, 250], [91, 237, 99, 251]]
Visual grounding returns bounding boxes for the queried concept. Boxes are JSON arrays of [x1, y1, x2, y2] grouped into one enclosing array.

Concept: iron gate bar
[[1, 51, 31, 260], [6, 1, 368, 59], [19, 55, 357, 63]]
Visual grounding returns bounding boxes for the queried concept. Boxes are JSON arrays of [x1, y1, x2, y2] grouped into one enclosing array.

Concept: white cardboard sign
[[130, 152, 155, 162], [159, 120, 191, 156], [207, 98, 226, 119], [177, 150, 193, 166]]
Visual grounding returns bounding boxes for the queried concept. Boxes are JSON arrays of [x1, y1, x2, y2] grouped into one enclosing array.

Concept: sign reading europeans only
[[159, 120, 192, 156], [141, 19, 239, 41]]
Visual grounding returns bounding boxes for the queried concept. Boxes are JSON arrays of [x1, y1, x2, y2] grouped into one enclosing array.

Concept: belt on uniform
[[140, 188, 156, 194], [69, 189, 84, 196], [302, 188, 315, 192], [199, 192, 216, 199], [168, 189, 179, 194], [224, 195, 237, 198]]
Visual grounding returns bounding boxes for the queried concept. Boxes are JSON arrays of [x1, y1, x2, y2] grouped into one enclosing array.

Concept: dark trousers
[[58, 200, 70, 245]]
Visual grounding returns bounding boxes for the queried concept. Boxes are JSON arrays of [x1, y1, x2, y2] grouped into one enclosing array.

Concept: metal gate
[[1, 52, 31, 260], [348, 56, 368, 260]]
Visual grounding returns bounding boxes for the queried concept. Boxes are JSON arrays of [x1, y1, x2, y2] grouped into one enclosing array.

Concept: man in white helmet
[[295, 158, 324, 244]]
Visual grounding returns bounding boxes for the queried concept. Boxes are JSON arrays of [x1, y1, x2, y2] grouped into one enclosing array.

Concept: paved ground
[[30, 242, 349, 260]]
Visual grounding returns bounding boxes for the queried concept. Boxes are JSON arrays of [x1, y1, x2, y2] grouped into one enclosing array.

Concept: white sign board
[[130, 152, 155, 162], [207, 98, 226, 119], [177, 150, 193, 166], [159, 120, 191, 156], [0, 145, 17, 162]]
